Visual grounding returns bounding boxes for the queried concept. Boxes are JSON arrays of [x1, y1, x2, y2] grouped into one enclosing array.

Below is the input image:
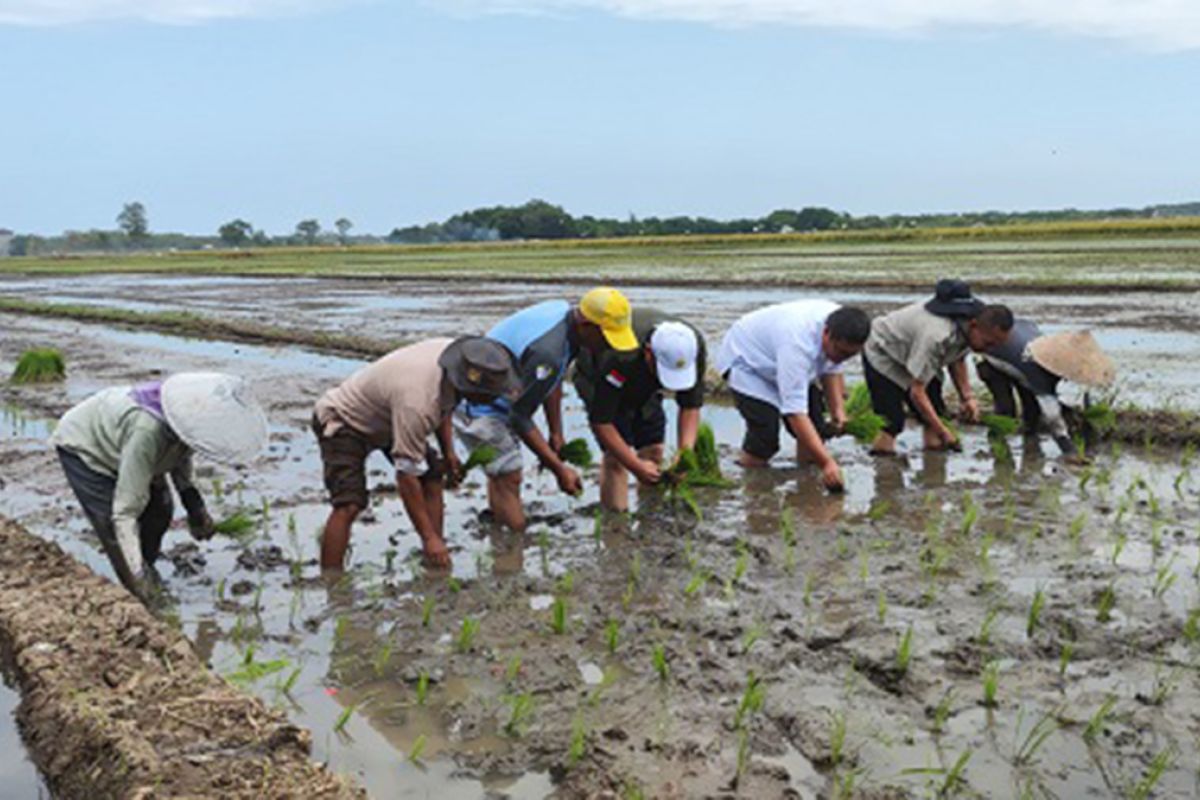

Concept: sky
[[1, 0, 1198, 235]]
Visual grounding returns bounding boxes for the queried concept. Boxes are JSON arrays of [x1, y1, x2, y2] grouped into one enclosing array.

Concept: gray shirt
[[51, 386, 196, 529], [864, 302, 969, 389]]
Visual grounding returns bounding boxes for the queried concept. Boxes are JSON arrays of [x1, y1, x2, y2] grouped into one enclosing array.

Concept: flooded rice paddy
[[1, 276, 1199, 798]]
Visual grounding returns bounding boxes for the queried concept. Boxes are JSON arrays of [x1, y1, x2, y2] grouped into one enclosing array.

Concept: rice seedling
[[419, 594, 435, 628], [1058, 641, 1074, 679], [537, 530, 551, 576], [931, 689, 954, 734], [1152, 556, 1178, 599], [1096, 582, 1117, 622], [215, 578, 226, 602], [1128, 746, 1175, 800], [408, 733, 427, 762], [876, 590, 888, 624], [226, 649, 290, 685], [606, 619, 620, 654], [978, 532, 994, 575], [1083, 402, 1116, 435], [333, 703, 357, 734], [560, 438, 594, 468], [505, 654, 522, 682], [735, 728, 752, 781], [447, 576, 462, 593], [557, 570, 574, 594], [280, 666, 301, 696], [858, 548, 869, 582], [941, 749, 972, 795], [1082, 695, 1117, 742], [1173, 470, 1189, 499], [844, 383, 887, 443], [1183, 608, 1200, 644], [1183, 442, 1196, 469], [652, 644, 669, 682], [1077, 467, 1095, 495], [11, 348, 66, 383], [214, 512, 256, 537], [981, 661, 1000, 708], [1148, 662, 1181, 706], [456, 617, 480, 653], [683, 568, 708, 597], [463, 444, 498, 473], [568, 713, 588, 765], [1011, 707, 1059, 766], [503, 692, 535, 737], [211, 477, 224, 505], [803, 573, 814, 608], [1026, 588, 1046, 639], [592, 509, 603, 543], [1149, 522, 1164, 554], [960, 495, 978, 537], [372, 642, 393, 677], [621, 578, 635, 611], [1068, 513, 1087, 550], [866, 499, 891, 523], [550, 597, 567, 635], [829, 710, 847, 767], [733, 539, 750, 583], [415, 670, 429, 705], [895, 626, 914, 676], [1110, 533, 1127, 565], [629, 552, 642, 586], [733, 671, 765, 730]]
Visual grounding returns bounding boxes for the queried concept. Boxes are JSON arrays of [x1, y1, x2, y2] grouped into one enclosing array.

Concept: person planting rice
[[977, 323, 1116, 456], [313, 336, 520, 570], [52, 372, 268, 599], [573, 309, 706, 511], [454, 288, 638, 531], [715, 300, 872, 491], [862, 279, 1014, 455]]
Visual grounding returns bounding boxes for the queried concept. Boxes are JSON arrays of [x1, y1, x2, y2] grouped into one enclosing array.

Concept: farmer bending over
[[574, 309, 706, 511], [313, 337, 519, 570], [716, 300, 871, 491], [52, 372, 267, 599], [455, 288, 638, 531], [863, 280, 1014, 454], [978, 323, 1115, 456]]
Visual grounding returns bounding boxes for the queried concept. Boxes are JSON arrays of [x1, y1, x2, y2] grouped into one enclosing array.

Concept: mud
[[1, 298, 1199, 798]]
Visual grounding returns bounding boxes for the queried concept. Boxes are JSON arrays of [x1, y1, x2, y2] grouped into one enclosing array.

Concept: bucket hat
[[925, 279, 984, 319], [162, 372, 268, 465], [438, 336, 521, 398], [1028, 330, 1116, 387]]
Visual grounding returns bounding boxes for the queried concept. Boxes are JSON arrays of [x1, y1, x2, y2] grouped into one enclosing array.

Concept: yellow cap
[[579, 287, 637, 351]]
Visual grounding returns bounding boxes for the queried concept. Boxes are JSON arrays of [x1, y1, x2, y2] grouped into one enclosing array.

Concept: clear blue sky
[[2, 0, 1198, 235]]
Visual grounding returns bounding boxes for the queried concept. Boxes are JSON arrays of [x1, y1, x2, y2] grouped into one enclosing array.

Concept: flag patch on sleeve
[[605, 369, 627, 388]]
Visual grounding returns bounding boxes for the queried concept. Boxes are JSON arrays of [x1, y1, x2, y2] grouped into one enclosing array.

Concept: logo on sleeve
[[536, 364, 556, 381], [605, 369, 627, 388]]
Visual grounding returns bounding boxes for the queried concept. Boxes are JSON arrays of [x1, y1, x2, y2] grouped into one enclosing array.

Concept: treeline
[[384, 199, 1200, 244], [7, 199, 1200, 256]]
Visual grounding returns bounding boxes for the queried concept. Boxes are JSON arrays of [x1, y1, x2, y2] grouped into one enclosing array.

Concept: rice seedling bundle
[[560, 438, 594, 467], [844, 383, 887, 443], [11, 348, 66, 384]]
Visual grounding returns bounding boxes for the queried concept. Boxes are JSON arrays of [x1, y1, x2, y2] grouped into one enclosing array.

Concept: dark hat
[[438, 336, 521, 398], [925, 279, 985, 319]]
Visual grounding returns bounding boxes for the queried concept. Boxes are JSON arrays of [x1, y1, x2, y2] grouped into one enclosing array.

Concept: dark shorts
[[57, 446, 174, 591], [862, 355, 946, 437], [730, 384, 831, 460], [976, 360, 1040, 428], [312, 414, 441, 509], [608, 395, 668, 451]]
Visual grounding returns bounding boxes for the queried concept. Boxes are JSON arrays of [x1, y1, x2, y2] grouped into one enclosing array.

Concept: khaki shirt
[[314, 338, 456, 475], [864, 302, 969, 389], [51, 387, 195, 528]]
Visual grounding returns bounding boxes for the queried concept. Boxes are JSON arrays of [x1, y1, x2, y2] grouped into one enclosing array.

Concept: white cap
[[162, 372, 268, 465], [650, 322, 699, 392]]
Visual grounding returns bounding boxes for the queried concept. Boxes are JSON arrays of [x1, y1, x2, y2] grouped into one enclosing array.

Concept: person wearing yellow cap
[[977, 319, 1116, 457], [455, 288, 637, 530]]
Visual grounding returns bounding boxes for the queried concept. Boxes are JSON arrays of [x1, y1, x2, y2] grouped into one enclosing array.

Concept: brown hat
[[1028, 330, 1116, 387], [438, 336, 521, 398]]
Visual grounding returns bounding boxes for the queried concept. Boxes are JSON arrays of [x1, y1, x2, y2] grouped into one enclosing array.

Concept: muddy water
[[0, 670, 47, 798], [3, 274, 1199, 410], [2, 311, 1200, 797]]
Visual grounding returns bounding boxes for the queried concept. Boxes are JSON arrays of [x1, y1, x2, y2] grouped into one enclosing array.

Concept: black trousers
[[976, 361, 1041, 430], [863, 355, 946, 437], [57, 446, 174, 593], [731, 383, 831, 460]]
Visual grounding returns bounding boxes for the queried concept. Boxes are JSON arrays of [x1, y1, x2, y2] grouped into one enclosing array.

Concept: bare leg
[[635, 444, 664, 507], [487, 470, 526, 532], [600, 451, 630, 512], [737, 451, 772, 468], [321, 503, 362, 570], [870, 431, 897, 455]]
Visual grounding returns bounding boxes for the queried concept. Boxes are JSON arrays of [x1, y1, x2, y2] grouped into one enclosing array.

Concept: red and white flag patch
[[605, 369, 627, 388]]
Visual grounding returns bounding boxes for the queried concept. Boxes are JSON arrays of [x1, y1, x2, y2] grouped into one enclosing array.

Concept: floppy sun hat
[[650, 321, 699, 392], [1028, 330, 1116, 387], [439, 336, 521, 398], [161, 372, 268, 465], [580, 287, 638, 351], [925, 278, 985, 319]]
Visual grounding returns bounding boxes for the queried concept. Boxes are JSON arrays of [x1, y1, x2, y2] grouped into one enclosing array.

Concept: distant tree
[[295, 219, 321, 246], [218, 219, 254, 248], [334, 217, 353, 245], [117, 202, 149, 245]]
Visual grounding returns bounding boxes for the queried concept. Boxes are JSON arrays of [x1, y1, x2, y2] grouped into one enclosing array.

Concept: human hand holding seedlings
[[555, 463, 584, 496], [633, 458, 662, 486], [959, 395, 981, 424], [422, 535, 452, 569], [396, 472, 452, 570], [821, 459, 845, 493], [188, 508, 216, 541]]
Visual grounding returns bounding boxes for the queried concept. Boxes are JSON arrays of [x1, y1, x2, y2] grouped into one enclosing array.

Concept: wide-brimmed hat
[[650, 321, 699, 392], [925, 279, 984, 319], [162, 372, 268, 465], [580, 287, 638, 351], [1028, 330, 1116, 387], [439, 336, 521, 398]]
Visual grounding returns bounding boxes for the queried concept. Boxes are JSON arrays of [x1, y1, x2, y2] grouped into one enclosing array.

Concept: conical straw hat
[[162, 372, 268, 465], [1028, 331, 1116, 387]]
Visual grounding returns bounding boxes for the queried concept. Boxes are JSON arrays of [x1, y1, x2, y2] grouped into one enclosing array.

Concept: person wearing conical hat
[[863, 280, 1015, 454], [977, 321, 1115, 455], [313, 336, 521, 571], [573, 309, 706, 511], [454, 288, 638, 531], [52, 372, 268, 599]]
